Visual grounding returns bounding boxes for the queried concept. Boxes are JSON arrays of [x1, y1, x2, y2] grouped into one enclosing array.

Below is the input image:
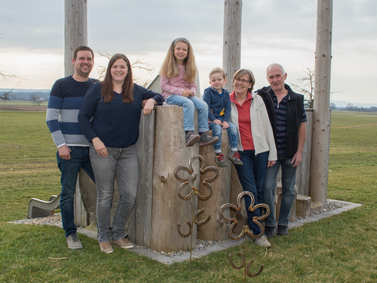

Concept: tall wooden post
[[223, 0, 242, 91], [64, 0, 88, 76], [310, 0, 333, 205]]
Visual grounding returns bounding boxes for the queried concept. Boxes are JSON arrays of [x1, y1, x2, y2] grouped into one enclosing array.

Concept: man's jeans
[[166, 95, 209, 132], [209, 119, 238, 152], [264, 154, 297, 227], [90, 144, 138, 243], [57, 146, 95, 238], [235, 150, 269, 235]]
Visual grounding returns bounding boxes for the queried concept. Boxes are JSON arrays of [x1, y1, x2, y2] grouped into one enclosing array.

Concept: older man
[[258, 63, 307, 238], [46, 46, 97, 249]]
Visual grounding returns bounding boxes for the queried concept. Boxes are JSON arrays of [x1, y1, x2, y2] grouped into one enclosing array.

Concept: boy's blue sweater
[[202, 87, 231, 122]]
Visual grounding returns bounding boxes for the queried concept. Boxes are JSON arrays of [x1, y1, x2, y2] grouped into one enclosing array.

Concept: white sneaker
[[254, 235, 271, 248], [66, 233, 83, 249]]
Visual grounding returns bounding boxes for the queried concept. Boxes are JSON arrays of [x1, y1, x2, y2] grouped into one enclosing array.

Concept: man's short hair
[[72, 46, 94, 60], [266, 63, 286, 76], [209, 67, 226, 79]]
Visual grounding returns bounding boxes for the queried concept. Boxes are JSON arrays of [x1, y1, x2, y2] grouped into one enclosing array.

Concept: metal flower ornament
[[220, 191, 270, 282], [174, 155, 218, 266]]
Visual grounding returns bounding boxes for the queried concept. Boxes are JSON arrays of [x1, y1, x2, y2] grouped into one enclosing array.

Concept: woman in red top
[[229, 69, 277, 248]]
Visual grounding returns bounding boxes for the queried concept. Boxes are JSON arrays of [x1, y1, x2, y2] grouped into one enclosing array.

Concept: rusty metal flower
[[219, 191, 270, 240]]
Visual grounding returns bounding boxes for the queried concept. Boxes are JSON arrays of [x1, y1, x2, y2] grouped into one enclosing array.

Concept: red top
[[230, 91, 254, 150]]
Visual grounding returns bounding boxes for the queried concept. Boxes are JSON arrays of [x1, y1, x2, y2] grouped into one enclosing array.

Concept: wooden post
[[150, 105, 199, 252], [223, 0, 242, 91], [64, 0, 88, 76], [310, 0, 333, 205], [198, 130, 231, 241]]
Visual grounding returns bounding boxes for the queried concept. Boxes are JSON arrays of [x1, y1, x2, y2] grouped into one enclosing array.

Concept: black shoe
[[264, 226, 275, 238], [277, 225, 289, 236]]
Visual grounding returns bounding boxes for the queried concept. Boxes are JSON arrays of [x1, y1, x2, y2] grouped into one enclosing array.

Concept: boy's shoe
[[66, 233, 83, 249], [254, 235, 271, 248], [215, 153, 227, 167], [228, 152, 243, 165], [185, 131, 200, 147], [99, 241, 113, 254], [198, 132, 219, 147], [277, 225, 289, 236], [112, 237, 134, 249], [264, 226, 276, 238]]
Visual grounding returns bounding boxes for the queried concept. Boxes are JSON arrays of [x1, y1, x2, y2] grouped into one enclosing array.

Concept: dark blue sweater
[[78, 82, 164, 148], [202, 87, 231, 122]]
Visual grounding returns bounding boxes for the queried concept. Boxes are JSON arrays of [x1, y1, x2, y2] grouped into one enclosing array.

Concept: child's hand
[[182, 90, 192, 97], [222, 121, 229, 129], [214, 119, 222, 125]]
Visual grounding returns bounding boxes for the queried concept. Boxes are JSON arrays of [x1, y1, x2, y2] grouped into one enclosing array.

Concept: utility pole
[[223, 0, 242, 91], [310, 0, 333, 205], [64, 0, 88, 76]]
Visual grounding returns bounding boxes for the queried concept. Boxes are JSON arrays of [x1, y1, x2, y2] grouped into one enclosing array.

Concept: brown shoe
[[112, 237, 134, 249], [99, 241, 113, 254]]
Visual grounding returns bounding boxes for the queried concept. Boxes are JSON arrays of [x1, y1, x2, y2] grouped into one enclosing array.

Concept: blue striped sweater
[[46, 76, 97, 148]]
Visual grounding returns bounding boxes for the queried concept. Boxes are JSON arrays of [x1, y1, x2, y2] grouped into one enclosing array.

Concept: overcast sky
[[0, 0, 376, 104]]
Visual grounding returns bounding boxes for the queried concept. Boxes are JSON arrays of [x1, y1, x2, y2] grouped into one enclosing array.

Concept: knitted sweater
[[46, 76, 97, 148], [160, 65, 196, 99]]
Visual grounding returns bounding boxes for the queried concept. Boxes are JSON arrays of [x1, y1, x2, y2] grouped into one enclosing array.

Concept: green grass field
[[1, 110, 377, 282]]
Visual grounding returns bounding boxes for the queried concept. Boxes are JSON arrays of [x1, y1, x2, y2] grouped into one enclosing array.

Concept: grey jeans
[[90, 144, 138, 243]]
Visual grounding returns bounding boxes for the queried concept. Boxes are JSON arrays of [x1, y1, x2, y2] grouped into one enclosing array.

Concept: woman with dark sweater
[[78, 53, 164, 254]]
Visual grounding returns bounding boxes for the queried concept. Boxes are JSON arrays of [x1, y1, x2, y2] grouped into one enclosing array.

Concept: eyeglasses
[[173, 37, 190, 45], [235, 78, 250, 84]]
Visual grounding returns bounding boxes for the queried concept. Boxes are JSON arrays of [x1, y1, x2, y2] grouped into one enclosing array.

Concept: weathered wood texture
[[150, 105, 200, 252], [64, 0, 88, 76], [223, 0, 242, 91], [296, 109, 313, 195], [198, 130, 231, 241], [229, 163, 247, 234], [310, 0, 333, 205], [127, 111, 155, 246]]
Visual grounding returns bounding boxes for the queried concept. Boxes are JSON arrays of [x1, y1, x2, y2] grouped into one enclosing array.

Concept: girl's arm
[[188, 80, 197, 96]]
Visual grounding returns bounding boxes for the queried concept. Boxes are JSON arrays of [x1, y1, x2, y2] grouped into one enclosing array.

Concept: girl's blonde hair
[[159, 38, 197, 82]]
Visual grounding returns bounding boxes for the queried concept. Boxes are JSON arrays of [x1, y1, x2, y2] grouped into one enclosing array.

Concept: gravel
[[9, 199, 350, 258]]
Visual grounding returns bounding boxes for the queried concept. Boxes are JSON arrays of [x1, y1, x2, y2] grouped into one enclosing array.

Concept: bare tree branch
[[96, 53, 154, 83]]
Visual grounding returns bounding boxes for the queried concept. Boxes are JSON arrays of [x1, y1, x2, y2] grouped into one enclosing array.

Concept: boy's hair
[[209, 68, 226, 79], [159, 38, 197, 82], [72, 46, 94, 60]]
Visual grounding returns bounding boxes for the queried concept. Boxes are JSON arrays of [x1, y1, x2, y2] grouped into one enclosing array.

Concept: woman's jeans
[[166, 95, 209, 132], [264, 154, 297, 227], [57, 146, 95, 238], [90, 144, 138, 243], [235, 150, 269, 235], [209, 119, 238, 152]]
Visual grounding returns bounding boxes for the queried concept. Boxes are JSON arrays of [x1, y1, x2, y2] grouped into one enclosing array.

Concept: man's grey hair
[[266, 63, 286, 76]]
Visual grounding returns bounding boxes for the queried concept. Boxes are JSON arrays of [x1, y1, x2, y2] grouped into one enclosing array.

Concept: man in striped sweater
[[46, 46, 97, 249]]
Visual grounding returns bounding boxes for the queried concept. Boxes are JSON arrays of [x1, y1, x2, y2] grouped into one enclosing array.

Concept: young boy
[[202, 68, 243, 167]]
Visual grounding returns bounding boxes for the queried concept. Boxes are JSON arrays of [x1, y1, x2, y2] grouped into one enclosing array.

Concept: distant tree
[[0, 71, 22, 102], [291, 67, 315, 108], [97, 52, 153, 87], [291, 67, 339, 109], [330, 102, 337, 110], [30, 93, 39, 105]]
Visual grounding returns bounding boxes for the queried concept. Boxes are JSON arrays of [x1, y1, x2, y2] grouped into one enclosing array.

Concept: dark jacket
[[257, 84, 304, 159], [202, 87, 231, 123]]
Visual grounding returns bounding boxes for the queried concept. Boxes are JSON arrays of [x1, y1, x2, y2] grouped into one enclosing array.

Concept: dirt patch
[[0, 104, 47, 112]]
